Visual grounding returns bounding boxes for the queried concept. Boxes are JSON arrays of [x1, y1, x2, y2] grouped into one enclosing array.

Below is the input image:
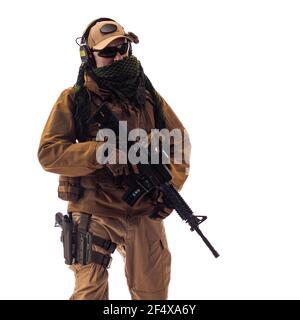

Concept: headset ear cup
[[80, 44, 96, 67], [79, 44, 89, 63]]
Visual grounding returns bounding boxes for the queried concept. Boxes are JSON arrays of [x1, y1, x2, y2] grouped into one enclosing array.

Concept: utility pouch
[[58, 176, 83, 202]]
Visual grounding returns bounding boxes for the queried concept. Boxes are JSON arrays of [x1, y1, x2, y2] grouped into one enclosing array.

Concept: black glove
[[104, 147, 139, 177], [149, 189, 174, 220]]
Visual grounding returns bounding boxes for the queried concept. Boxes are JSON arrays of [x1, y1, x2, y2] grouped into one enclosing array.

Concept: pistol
[[55, 212, 75, 265]]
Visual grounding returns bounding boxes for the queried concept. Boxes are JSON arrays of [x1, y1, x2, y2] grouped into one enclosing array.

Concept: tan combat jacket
[[38, 73, 191, 217]]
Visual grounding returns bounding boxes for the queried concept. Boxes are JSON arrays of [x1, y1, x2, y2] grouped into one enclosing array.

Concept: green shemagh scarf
[[90, 55, 166, 129], [92, 55, 146, 110]]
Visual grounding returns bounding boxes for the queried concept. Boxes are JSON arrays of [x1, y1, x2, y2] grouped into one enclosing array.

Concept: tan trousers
[[69, 211, 171, 300]]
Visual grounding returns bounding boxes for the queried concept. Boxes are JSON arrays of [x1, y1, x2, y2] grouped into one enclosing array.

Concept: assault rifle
[[93, 104, 220, 258]]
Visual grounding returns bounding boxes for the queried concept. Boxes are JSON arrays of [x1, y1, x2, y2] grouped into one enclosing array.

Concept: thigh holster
[[55, 212, 117, 269]]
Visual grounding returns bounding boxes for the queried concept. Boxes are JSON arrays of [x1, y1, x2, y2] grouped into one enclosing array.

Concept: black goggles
[[92, 42, 129, 58]]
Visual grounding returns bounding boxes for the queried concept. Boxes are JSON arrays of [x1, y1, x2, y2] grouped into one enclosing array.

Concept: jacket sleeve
[[37, 88, 103, 177], [158, 93, 191, 191]]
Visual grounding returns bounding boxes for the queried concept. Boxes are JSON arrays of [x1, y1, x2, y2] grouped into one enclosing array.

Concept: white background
[[0, 0, 299, 300]]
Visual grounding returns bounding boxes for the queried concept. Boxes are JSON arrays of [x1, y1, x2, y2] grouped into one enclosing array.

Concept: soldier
[[38, 17, 190, 300]]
